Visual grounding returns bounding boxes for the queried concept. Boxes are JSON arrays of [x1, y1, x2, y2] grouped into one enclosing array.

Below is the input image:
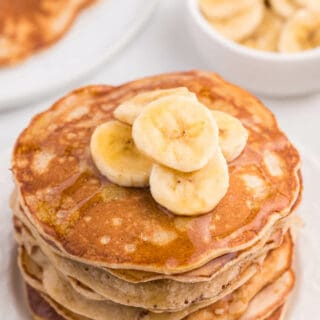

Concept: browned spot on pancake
[[13, 72, 301, 272]]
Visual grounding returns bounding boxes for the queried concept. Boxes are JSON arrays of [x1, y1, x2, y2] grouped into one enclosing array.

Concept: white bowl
[[186, 0, 320, 97]]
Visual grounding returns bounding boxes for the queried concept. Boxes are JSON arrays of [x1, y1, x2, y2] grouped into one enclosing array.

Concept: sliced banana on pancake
[[150, 149, 229, 216], [279, 9, 320, 52], [114, 87, 197, 125], [241, 9, 284, 52], [90, 120, 152, 187], [269, 0, 302, 18], [211, 110, 248, 162], [198, 0, 258, 19], [132, 95, 219, 172], [208, 1, 264, 41]]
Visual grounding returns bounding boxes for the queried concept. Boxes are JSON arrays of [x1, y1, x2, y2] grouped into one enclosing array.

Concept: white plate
[[0, 147, 318, 319], [0, 0, 159, 110]]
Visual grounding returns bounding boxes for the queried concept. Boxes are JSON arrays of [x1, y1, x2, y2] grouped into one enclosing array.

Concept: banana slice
[[114, 87, 197, 125], [208, 1, 265, 41], [150, 149, 229, 216], [90, 120, 152, 187], [211, 110, 248, 162], [269, 0, 302, 19], [132, 95, 219, 172], [241, 9, 284, 52], [296, 0, 320, 10], [198, 0, 258, 19], [279, 9, 320, 52]]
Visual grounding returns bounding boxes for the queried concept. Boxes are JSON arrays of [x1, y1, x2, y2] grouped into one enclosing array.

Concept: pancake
[[266, 306, 286, 320], [185, 232, 294, 319], [12, 71, 301, 274], [19, 245, 259, 320], [238, 271, 293, 320], [12, 181, 294, 312], [20, 230, 294, 320], [26, 285, 89, 320], [107, 172, 302, 284], [26, 285, 287, 320], [0, 0, 94, 66], [19, 183, 299, 285], [93, 227, 284, 284], [12, 193, 288, 285], [93, 179, 302, 284], [15, 218, 264, 312], [104, 212, 296, 284]]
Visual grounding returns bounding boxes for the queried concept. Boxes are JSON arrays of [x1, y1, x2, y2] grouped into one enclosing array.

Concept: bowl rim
[[187, 0, 320, 62]]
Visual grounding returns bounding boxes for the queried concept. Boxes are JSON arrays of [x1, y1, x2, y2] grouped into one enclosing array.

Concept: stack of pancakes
[[11, 71, 302, 320]]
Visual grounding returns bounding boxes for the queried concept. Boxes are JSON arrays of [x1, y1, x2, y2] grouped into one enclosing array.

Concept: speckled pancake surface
[[0, 0, 94, 66], [13, 71, 301, 273]]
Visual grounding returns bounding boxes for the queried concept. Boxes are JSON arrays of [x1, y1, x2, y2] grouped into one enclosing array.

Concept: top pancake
[[12, 71, 301, 273], [0, 0, 94, 66]]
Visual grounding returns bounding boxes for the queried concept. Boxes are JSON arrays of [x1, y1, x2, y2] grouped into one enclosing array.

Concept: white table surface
[[1, 0, 320, 159]]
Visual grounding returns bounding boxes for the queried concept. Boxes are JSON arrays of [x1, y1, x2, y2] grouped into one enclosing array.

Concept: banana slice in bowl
[[241, 9, 284, 52], [186, 0, 320, 96], [279, 9, 320, 52], [269, 0, 302, 18], [150, 149, 229, 216], [198, 0, 258, 19], [114, 87, 197, 125], [90, 120, 153, 187], [296, 0, 320, 10], [208, 1, 265, 41], [211, 110, 248, 162], [132, 95, 219, 172]]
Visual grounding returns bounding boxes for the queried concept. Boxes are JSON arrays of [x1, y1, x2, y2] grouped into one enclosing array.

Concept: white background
[[0, 1, 319, 319]]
